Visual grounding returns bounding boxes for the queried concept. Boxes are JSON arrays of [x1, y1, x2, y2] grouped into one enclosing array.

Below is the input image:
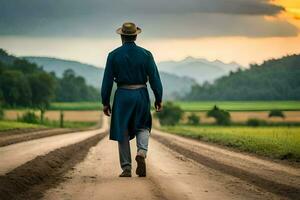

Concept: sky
[[0, 0, 300, 67]]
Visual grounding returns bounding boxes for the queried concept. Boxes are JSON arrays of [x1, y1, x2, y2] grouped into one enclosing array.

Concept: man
[[101, 22, 163, 177]]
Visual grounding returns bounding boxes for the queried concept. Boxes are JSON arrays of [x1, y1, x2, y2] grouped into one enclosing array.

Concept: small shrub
[[269, 110, 285, 118], [207, 105, 231, 125], [246, 118, 267, 127], [18, 111, 39, 124], [187, 113, 200, 125], [155, 101, 183, 126]]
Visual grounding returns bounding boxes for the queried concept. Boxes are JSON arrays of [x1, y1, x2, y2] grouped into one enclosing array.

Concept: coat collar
[[122, 41, 136, 46]]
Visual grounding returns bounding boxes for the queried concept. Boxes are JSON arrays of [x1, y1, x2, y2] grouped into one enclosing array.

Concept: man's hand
[[155, 101, 163, 112], [103, 105, 112, 116]]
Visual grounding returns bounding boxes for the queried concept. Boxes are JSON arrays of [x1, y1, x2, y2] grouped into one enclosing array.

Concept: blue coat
[[101, 42, 163, 141]]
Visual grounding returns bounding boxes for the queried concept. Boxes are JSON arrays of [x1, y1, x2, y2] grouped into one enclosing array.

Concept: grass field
[[0, 120, 97, 131], [160, 126, 300, 161], [174, 101, 300, 111], [43, 121, 97, 129], [49, 102, 102, 111], [0, 121, 43, 131], [47, 101, 300, 111]]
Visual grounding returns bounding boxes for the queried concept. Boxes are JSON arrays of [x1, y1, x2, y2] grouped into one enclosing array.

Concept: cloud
[[0, 0, 285, 16], [0, 0, 297, 38]]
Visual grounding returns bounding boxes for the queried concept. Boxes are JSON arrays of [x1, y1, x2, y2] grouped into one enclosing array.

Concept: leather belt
[[118, 84, 147, 89]]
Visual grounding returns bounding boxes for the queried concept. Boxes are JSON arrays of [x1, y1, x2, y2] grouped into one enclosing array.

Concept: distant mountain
[[185, 54, 300, 100], [24, 56, 196, 100], [158, 72, 196, 100], [158, 57, 242, 84], [24, 57, 104, 88]]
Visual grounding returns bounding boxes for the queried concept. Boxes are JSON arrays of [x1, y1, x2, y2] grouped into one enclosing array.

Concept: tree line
[[0, 49, 100, 108], [185, 54, 300, 101]]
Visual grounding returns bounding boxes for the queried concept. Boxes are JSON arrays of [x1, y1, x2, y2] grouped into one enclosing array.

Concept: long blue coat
[[101, 42, 163, 141]]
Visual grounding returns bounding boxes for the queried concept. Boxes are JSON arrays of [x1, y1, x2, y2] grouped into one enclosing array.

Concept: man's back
[[108, 42, 154, 86], [102, 41, 162, 106]]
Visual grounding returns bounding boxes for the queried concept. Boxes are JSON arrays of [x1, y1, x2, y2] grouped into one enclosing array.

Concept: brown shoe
[[135, 155, 146, 177], [119, 169, 132, 177]]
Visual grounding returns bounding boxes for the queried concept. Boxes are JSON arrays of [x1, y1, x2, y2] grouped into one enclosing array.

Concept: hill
[[159, 57, 241, 84], [185, 54, 300, 100], [24, 57, 103, 88], [24, 56, 196, 100]]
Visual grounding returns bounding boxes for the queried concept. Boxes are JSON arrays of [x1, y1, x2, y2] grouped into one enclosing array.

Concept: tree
[[13, 59, 40, 74], [55, 69, 100, 102], [155, 101, 183, 126], [207, 105, 231, 125], [0, 70, 32, 106], [28, 72, 55, 108]]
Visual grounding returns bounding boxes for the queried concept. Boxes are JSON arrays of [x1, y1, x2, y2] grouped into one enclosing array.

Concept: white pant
[[118, 129, 150, 171]]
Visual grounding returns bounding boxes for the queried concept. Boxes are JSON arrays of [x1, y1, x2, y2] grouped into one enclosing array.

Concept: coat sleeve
[[146, 52, 163, 103], [101, 53, 114, 106]]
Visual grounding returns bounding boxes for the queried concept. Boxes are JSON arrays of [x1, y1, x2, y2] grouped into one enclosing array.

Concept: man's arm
[[146, 52, 163, 111], [101, 53, 114, 116]]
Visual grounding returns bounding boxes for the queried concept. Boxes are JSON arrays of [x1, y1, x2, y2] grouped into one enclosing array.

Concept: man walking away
[[101, 22, 163, 177]]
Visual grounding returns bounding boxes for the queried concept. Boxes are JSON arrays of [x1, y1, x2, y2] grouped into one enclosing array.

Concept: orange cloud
[[272, 0, 300, 30]]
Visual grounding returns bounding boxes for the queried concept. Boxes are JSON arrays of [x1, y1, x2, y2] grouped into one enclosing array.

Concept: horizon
[[2, 46, 299, 69]]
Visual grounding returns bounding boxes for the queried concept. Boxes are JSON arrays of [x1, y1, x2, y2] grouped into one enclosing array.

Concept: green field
[[0, 121, 43, 131], [44, 121, 97, 129], [160, 126, 300, 161], [0, 119, 97, 131], [47, 101, 300, 111], [174, 101, 300, 111], [49, 102, 102, 111]]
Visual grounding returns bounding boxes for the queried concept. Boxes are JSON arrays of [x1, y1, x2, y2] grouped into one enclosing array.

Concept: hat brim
[[116, 27, 142, 35]]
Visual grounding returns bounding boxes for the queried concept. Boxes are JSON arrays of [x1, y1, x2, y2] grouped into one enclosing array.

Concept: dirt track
[[0, 117, 299, 200], [43, 134, 299, 200]]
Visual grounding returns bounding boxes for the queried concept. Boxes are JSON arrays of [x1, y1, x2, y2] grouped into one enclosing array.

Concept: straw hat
[[116, 22, 142, 35]]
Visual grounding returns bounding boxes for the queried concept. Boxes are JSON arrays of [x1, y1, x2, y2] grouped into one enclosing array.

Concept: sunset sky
[[0, 0, 300, 67]]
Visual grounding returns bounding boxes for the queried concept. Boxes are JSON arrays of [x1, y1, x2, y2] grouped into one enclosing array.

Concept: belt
[[118, 84, 147, 89]]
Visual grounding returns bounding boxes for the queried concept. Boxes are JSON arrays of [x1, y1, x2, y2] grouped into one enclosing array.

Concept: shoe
[[119, 169, 132, 177], [135, 155, 146, 177]]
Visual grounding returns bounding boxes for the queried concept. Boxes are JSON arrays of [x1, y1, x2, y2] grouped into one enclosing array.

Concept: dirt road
[[1, 116, 299, 199], [43, 135, 290, 200], [0, 117, 108, 175]]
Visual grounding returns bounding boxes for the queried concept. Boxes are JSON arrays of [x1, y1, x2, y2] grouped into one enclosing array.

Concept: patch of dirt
[[0, 132, 107, 200]]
